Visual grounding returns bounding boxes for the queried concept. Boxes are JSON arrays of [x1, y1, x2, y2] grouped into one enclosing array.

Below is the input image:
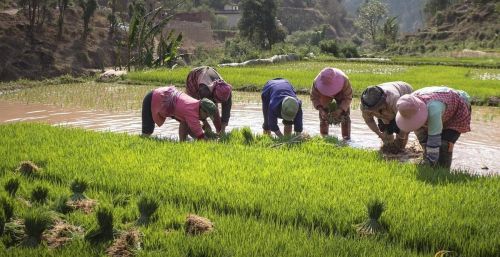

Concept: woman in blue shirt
[[261, 78, 303, 138]]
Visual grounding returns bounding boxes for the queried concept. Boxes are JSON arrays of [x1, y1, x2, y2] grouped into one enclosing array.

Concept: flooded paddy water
[[1, 88, 498, 175]]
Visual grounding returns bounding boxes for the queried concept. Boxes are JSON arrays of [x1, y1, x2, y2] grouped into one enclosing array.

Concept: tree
[[79, 0, 97, 40], [57, 0, 70, 39], [354, 0, 388, 43], [238, 0, 285, 49], [18, 0, 51, 36], [382, 16, 398, 43]]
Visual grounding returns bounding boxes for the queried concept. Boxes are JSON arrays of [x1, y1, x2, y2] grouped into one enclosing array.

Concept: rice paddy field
[[0, 123, 499, 257], [0, 59, 499, 256], [126, 60, 500, 105]]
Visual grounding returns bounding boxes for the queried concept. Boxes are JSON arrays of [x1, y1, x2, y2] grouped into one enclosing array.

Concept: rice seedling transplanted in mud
[[4, 178, 20, 197], [355, 199, 387, 236]]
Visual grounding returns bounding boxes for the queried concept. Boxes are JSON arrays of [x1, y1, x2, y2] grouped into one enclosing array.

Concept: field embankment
[[0, 123, 499, 256], [127, 61, 500, 106]]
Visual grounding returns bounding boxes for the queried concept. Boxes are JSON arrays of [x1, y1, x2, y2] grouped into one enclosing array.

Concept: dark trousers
[[416, 128, 461, 169], [142, 91, 155, 135]]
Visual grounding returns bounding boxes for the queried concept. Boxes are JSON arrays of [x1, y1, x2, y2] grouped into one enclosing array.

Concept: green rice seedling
[[22, 210, 53, 247], [241, 127, 254, 145], [31, 186, 49, 204], [70, 178, 88, 201], [4, 178, 20, 197], [0, 196, 14, 221], [85, 206, 115, 243], [185, 214, 214, 235], [112, 194, 130, 207], [137, 196, 159, 226], [53, 196, 73, 214], [355, 199, 386, 236], [16, 161, 40, 177]]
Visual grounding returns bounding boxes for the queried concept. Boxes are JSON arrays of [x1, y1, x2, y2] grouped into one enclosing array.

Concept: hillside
[[394, 2, 500, 54], [0, 6, 123, 82]]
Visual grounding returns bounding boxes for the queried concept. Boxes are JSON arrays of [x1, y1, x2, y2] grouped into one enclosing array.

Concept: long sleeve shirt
[[261, 79, 303, 132], [361, 81, 413, 134], [310, 79, 352, 112], [151, 87, 204, 138], [186, 66, 231, 131]]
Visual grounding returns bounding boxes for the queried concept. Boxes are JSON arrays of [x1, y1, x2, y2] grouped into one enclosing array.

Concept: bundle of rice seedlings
[[185, 214, 214, 235], [355, 199, 387, 236], [136, 196, 159, 226], [112, 194, 130, 207], [4, 178, 20, 197], [67, 198, 97, 214], [53, 196, 74, 214], [106, 229, 142, 257], [0, 196, 14, 221], [241, 127, 254, 145], [31, 186, 49, 204], [42, 219, 84, 248], [22, 210, 53, 247], [85, 206, 115, 243], [16, 161, 40, 177], [3, 218, 24, 247], [70, 179, 88, 201], [380, 141, 402, 154]]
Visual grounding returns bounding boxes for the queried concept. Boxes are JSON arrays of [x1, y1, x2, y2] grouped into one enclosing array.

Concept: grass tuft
[[53, 196, 73, 214], [355, 199, 387, 236], [106, 229, 142, 257], [0, 196, 14, 221], [241, 127, 254, 145]]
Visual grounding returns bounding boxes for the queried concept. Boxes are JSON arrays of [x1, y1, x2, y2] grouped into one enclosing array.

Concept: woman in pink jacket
[[141, 86, 217, 141], [396, 86, 471, 168]]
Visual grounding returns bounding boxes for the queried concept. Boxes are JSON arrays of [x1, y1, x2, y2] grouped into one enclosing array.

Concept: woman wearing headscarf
[[141, 86, 217, 141], [261, 78, 303, 138], [310, 67, 352, 140], [186, 66, 232, 134], [360, 81, 413, 150], [396, 86, 471, 168]]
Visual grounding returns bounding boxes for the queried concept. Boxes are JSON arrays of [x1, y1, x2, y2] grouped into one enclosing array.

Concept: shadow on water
[[416, 165, 479, 185]]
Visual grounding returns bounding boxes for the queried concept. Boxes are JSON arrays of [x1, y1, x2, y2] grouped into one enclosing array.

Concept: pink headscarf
[[212, 79, 232, 103]]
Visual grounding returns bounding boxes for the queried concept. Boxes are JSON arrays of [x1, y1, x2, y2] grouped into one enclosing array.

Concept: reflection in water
[[0, 100, 498, 175]]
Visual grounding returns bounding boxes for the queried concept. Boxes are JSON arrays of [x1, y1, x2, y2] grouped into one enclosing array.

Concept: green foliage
[[238, 0, 286, 49], [31, 186, 49, 204], [57, 0, 70, 39], [70, 178, 88, 201], [354, 0, 388, 43], [0, 209, 5, 236], [4, 178, 20, 197], [79, 0, 97, 39], [137, 196, 159, 225], [126, 3, 182, 70], [319, 40, 339, 56], [22, 210, 52, 247]]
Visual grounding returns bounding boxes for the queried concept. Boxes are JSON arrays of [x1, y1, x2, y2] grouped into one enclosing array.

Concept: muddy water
[[0, 98, 498, 175]]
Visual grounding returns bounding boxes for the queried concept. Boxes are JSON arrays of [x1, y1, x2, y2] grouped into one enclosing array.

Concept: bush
[[340, 45, 360, 58], [319, 40, 339, 56]]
